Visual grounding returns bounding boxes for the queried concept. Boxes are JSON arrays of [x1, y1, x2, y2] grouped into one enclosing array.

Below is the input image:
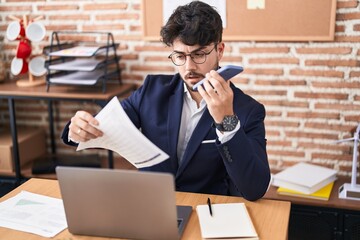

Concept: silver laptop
[[56, 166, 192, 240]]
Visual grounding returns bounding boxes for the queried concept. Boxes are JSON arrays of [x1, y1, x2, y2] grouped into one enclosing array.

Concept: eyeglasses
[[168, 44, 217, 66]]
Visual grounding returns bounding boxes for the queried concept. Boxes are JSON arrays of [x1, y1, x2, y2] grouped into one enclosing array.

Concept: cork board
[[142, 0, 337, 42]]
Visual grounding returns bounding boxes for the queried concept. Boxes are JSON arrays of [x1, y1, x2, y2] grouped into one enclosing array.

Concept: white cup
[[26, 21, 46, 42], [6, 21, 25, 41], [11, 57, 28, 75], [29, 56, 46, 76]]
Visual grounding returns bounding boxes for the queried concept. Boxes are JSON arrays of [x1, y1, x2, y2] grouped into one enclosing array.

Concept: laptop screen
[[56, 166, 192, 240]]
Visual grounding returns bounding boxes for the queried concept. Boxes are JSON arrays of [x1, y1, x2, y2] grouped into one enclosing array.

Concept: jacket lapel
[[167, 80, 184, 172], [176, 109, 213, 178]]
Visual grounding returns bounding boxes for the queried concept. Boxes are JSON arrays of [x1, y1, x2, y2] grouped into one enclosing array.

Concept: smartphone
[[192, 65, 243, 91]]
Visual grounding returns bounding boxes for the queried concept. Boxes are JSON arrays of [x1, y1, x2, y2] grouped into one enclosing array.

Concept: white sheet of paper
[[0, 191, 67, 238], [196, 203, 258, 239], [77, 97, 169, 168]]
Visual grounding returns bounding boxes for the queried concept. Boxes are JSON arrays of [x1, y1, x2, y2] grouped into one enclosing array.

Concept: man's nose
[[185, 55, 196, 70]]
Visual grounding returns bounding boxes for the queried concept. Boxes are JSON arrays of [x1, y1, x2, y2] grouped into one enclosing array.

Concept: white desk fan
[[336, 123, 360, 201]]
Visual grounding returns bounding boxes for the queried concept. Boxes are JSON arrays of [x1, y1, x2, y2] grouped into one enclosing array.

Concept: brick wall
[[0, 0, 359, 176]]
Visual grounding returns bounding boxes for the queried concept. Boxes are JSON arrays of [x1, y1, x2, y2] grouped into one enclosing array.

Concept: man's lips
[[185, 72, 205, 84]]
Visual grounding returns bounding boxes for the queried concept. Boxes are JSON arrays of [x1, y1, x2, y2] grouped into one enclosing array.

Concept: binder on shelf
[[272, 162, 337, 194], [44, 31, 121, 93], [277, 181, 334, 201]]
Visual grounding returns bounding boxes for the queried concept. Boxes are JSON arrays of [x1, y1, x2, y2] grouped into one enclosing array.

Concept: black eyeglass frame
[[168, 44, 218, 66]]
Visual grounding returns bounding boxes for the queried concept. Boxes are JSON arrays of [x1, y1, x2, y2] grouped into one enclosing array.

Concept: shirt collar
[[183, 82, 206, 108]]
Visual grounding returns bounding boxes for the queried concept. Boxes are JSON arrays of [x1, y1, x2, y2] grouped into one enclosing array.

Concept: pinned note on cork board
[[142, 0, 337, 42]]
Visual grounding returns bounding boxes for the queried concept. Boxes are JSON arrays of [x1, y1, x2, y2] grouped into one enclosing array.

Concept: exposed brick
[[49, 15, 90, 21], [315, 103, 360, 111], [239, 47, 290, 54], [249, 57, 299, 65], [350, 71, 360, 77], [336, 0, 359, 9], [220, 56, 243, 62], [335, 35, 360, 42], [37, 4, 79, 11], [0, 6, 32, 11], [337, 12, 360, 21], [255, 79, 306, 86], [298, 142, 350, 152], [296, 48, 352, 55], [311, 81, 360, 89], [267, 149, 305, 158], [121, 54, 139, 60], [354, 24, 360, 31], [294, 92, 348, 100], [96, 13, 139, 21], [267, 140, 292, 147], [230, 77, 249, 85], [130, 65, 174, 72], [82, 24, 125, 31], [285, 130, 339, 140], [303, 122, 356, 132], [83, 3, 128, 11], [312, 153, 352, 161], [261, 100, 309, 108], [290, 69, 344, 78], [265, 111, 283, 117], [46, 25, 77, 31], [245, 90, 287, 97], [335, 24, 346, 33], [266, 130, 281, 137], [243, 68, 283, 76], [265, 120, 300, 128], [287, 111, 340, 120], [305, 59, 360, 67], [134, 45, 169, 52]]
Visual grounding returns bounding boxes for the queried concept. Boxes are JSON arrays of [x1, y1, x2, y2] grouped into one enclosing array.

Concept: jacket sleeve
[[60, 121, 79, 146], [218, 103, 270, 201]]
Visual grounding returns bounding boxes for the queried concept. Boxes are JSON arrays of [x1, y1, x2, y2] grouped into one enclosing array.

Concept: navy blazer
[[62, 73, 270, 201]]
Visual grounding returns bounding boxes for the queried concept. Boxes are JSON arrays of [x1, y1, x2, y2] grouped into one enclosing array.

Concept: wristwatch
[[214, 115, 239, 132]]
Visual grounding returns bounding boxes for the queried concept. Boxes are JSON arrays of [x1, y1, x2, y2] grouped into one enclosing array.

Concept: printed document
[[0, 191, 67, 238], [77, 97, 169, 168]]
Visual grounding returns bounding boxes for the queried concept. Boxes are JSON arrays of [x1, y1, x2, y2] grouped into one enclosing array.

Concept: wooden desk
[[0, 81, 136, 182], [0, 178, 291, 240]]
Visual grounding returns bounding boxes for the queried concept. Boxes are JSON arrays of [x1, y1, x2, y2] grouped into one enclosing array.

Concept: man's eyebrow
[[172, 46, 207, 54]]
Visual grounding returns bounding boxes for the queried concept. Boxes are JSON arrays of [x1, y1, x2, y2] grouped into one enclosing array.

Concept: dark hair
[[160, 1, 223, 47]]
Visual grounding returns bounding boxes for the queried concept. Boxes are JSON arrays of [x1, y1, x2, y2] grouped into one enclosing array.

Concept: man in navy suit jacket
[[62, 1, 270, 201]]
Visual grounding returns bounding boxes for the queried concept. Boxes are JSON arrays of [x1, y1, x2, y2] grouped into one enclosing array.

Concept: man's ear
[[217, 42, 225, 60]]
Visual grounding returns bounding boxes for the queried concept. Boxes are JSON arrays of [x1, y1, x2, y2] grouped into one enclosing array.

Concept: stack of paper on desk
[[272, 162, 337, 194], [196, 203, 258, 239], [277, 181, 334, 201]]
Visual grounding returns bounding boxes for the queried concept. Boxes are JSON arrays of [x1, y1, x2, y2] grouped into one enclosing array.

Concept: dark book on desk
[[272, 162, 337, 194]]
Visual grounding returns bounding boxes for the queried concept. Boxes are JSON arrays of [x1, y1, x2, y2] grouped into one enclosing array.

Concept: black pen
[[207, 197, 213, 216]]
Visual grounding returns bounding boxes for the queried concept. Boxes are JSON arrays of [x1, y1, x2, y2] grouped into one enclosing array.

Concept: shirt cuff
[[216, 121, 241, 143], [68, 133, 80, 144]]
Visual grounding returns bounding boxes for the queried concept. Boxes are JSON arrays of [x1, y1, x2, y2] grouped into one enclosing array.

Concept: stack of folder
[[272, 162, 337, 201]]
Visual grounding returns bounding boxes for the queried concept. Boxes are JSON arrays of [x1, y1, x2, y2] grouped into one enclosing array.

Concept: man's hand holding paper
[[71, 97, 169, 168]]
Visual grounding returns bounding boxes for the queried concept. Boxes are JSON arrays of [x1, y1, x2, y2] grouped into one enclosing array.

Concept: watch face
[[222, 115, 238, 131]]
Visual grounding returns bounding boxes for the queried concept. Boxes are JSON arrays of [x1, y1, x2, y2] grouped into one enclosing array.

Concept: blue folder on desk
[[56, 166, 192, 240]]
